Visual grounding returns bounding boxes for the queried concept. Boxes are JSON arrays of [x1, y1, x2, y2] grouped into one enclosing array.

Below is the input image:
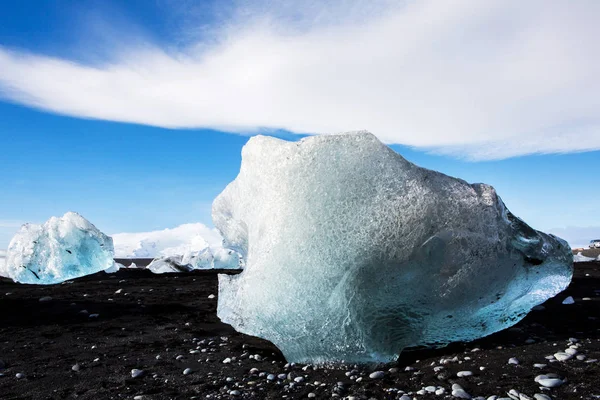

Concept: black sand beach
[[0, 262, 598, 399]]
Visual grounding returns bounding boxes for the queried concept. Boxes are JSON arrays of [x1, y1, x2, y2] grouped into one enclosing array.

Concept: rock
[[508, 389, 520, 400], [564, 348, 578, 355], [267, 374, 276, 381], [508, 357, 519, 364], [229, 390, 241, 396], [553, 352, 572, 361], [2, 212, 114, 284], [71, 364, 80, 372], [536, 376, 564, 388], [214, 132, 573, 363], [457, 370, 473, 377], [183, 368, 192, 375], [223, 357, 232, 364], [208, 294, 216, 299], [15, 373, 24, 379], [308, 393, 316, 398], [369, 371, 385, 379], [131, 369, 144, 379], [562, 296, 575, 305]]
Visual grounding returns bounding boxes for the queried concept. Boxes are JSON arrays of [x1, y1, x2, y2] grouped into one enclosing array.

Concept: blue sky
[[0, 0, 599, 248]]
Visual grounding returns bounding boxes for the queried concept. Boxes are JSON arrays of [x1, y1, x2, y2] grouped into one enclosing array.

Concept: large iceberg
[[213, 132, 573, 364], [3, 212, 115, 284]]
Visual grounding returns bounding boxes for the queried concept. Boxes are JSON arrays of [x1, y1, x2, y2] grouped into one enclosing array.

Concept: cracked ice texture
[[4, 212, 114, 284], [213, 132, 573, 364]]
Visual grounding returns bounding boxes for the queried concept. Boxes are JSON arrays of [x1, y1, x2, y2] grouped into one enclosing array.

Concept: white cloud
[[111, 223, 223, 258], [0, 0, 599, 159]]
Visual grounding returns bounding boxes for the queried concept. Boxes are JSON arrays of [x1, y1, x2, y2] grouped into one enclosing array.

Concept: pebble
[[131, 369, 144, 378], [564, 348, 578, 355], [183, 368, 192, 375], [533, 395, 551, 400], [452, 383, 471, 399], [425, 386, 437, 392], [267, 374, 276, 381], [561, 296, 575, 305], [508, 389, 520, 400], [553, 352, 572, 361], [39, 296, 53, 302], [369, 371, 385, 379], [508, 358, 519, 365], [308, 393, 316, 398], [229, 390, 240, 396], [15, 373, 24, 379], [536, 376, 564, 388], [399, 396, 411, 400], [457, 370, 473, 377], [71, 364, 81, 372], [293, 376, 304, 383], [115, 289, 123, 294], [436, 388, 446, 395], [208, 294, 215, 299], [222, 357, 232, 364], [533, 363, 546, 368]]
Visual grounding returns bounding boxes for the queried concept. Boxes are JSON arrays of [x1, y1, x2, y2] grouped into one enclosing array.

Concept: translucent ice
[[213, 132, 573, 364], [147, 247, 243, 273], [3, 212, 114, 284]]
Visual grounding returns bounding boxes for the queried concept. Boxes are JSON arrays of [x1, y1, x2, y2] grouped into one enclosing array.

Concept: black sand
[[0, 262, 598, 400]]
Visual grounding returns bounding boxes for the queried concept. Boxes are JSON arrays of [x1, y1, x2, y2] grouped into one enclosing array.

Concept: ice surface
[[3, 212, 114, 284], [213, 132, 573, 364]]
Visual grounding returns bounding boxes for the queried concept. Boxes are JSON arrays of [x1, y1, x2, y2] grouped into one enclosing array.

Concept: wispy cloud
[[0, 0, 599, 160]]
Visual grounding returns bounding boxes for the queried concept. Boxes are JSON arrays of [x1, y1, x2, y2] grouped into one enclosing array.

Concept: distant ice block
[[3, 212, 114, 284], [573, 252, 595, 262], [213, 132, 573, 364], [148, 246, 243, 273]]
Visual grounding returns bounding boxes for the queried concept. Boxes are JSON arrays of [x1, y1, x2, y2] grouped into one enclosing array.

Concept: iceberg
[[213, 132, 573, 364], [147, 246, 243, 274], [573, 252, 596, 262], [3, 212, 114, 284]]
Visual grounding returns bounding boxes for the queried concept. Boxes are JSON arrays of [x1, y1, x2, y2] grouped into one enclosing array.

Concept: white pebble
[[508, 357, 519, 365], [561, 296, 575, 305], [369, 371, 385, 379], [457, 370, 473, 377], [131, 369, 144, 378]]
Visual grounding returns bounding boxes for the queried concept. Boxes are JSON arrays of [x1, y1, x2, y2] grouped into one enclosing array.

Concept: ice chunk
[[3, 212, 114, 284], [147, 246, 243, 273], [573, 252, 595, 262], [213, 132, 573, 364], [147, 255, 193, 274], [104, 262, 121, 274]]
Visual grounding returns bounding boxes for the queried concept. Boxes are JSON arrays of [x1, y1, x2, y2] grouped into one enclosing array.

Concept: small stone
[[436, 388, 446, 395], [183, 368, 192, 375], [508, 389, 520, 400], [131, 369, 144, 378], [229, 390, 241, 396], [508, 358, 519, 365], [369, 371, 385, 379], [533, 395, 551, 400], [519, 394, 532, 400], [39, 296, 53, 302], [115, 289, 123, 294], [561, 296, 574, 305], [15, 373, 24, 379], [267, 374, 276, 381], [176, 355, 184, 360], [576, 355, 586, 360], [425, 386, 437, 392], [564, 348, 577, 355], [294, 376, 305, 383], [71, 364, 81, 372], [308, 394, 316, 398], [536, 377, 564, 388], [208, 294, 216, 299], [553, 352, 572, 361], [457, 370, 473, 377], [223, 357, 232, 364]]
